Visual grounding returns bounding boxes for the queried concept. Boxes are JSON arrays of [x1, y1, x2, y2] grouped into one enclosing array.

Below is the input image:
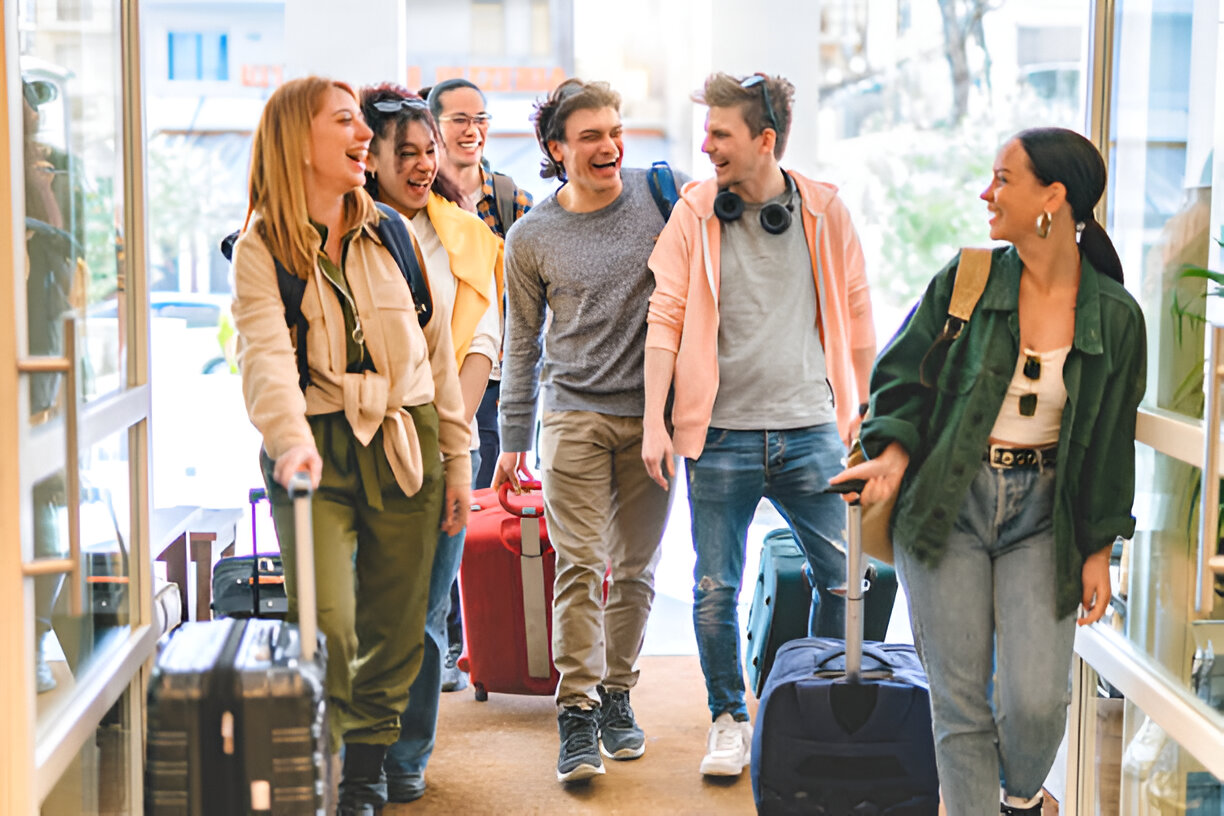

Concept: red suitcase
[[457, 480, 560, 700]]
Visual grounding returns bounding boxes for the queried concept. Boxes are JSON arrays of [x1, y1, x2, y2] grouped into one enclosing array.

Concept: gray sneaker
[[596, 686, 645, 759], [440, 647, 468, 693], [556, 707, 605, 782]]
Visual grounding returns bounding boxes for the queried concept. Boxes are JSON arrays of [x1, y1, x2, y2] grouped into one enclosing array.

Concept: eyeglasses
[[1019, 352, 1041, 417], [438, 113, 492, 128], [741, 74, 779, 134], [371, 98, 429, 113]]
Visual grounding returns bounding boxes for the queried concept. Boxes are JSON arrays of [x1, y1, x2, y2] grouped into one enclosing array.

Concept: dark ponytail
[[1016, 127, 1124, 284], [1078, 217, 1124, 284]]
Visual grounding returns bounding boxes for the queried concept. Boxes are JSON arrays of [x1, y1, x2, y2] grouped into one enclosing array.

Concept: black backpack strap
[[373, 202, 432, 327], [275, 262, 310, 391], [220, 229, 312, 390], [490, 171, 517, 236], [648, 161, 680, 221]]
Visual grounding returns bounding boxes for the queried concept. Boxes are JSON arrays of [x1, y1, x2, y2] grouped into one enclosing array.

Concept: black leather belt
[[985, 444, 1056, 469]]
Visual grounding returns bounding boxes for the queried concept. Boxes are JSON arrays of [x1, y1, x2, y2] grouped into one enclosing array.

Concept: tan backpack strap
[[947, 248, 992, 324]]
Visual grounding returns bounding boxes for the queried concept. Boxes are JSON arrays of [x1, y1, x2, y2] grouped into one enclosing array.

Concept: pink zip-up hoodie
[[646, 171, 876, 459]]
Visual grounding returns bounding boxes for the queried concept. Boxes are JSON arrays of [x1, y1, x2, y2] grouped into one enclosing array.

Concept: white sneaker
[[699, 712, 752, 776]]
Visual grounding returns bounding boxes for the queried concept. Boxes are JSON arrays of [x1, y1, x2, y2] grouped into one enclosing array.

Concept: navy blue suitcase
[[750, 483, 939, 815]]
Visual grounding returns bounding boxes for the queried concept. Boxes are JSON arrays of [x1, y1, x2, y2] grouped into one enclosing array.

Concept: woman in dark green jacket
[[833, 128, 1146, 815]]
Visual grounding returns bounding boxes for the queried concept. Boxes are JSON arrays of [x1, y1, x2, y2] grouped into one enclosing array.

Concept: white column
[[283, 0, 407, 87]]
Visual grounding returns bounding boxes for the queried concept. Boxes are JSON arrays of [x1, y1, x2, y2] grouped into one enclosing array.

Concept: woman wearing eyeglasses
[[357, 84, 503, 809], [832, 128, 1146, 816], [230, 77, 471, 816]]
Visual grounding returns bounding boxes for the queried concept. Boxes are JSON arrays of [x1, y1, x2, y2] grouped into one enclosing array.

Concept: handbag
[[851, 247, 993, 564]]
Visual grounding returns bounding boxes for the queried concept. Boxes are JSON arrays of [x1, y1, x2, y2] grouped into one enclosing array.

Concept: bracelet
[[858, 402, 869, 418]]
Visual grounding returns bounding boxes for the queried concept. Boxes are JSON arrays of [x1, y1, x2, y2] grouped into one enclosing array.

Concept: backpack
[[647, 161, 681, 220], [489, 171, 520, 237], [220, 201, 432, 390]]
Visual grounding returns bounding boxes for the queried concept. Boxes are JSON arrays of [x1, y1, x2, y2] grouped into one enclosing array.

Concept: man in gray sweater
[[493, 78, 683, 785]]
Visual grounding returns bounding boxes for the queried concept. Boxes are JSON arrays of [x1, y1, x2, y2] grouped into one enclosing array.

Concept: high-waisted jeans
[[895, 460, 1075, 815]]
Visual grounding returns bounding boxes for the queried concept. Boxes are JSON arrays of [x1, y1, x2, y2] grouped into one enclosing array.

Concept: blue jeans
[[384, 522, 466, 789], [895, 460, 1075, 814], [687, 423, 847, 721]]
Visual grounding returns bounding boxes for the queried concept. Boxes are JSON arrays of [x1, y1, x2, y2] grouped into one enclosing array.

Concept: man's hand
[[492, 451, 528, 492], [441, 482, 471, 536], [1079, 546, 1113, 626], [642, 419, 675, 490], [274, 444, 323, 491], [827, 441, 908, 506]]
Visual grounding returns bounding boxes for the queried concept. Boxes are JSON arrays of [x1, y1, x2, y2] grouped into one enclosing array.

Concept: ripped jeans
[[686, 423, 847, 720]]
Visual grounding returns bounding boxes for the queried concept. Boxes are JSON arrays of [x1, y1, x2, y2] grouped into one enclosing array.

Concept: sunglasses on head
[[741, 74, 779, 134], [371, 98, 429, 114], [1019, 352, 1041, 417]]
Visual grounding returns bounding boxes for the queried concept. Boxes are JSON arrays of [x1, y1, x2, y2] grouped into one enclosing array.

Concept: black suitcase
[[750, 481, 939, 815], [746, 529, 812, 697], [210, 488, 289, 620], [147, 474, 328, 815]]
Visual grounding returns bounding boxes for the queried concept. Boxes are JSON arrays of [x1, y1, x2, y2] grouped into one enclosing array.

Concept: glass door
[[3, 0, 155, 812], [1067, 0, 1224, 812]]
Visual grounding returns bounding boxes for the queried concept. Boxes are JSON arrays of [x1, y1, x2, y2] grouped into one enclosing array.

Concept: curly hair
[[530, 78, 621, 181], [693, 72, 795, 159], [359, 83, 463, 206]]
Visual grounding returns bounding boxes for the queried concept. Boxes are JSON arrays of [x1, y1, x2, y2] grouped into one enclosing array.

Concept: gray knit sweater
[[499, 167, 679, 452]]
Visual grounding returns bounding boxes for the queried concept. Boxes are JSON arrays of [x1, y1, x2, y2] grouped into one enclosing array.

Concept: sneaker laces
[[602, 692, 636, 730], [560, 710, 599, 753], [443, 648, 461, 671]]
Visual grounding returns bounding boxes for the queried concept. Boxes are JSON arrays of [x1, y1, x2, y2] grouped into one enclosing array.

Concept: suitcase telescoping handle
[[824, 479, 867, 684], [287, 471, 318, 662], [498, 479, 544, 518]]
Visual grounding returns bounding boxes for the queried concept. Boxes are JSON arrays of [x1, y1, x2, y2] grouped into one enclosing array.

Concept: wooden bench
[[152, 506, 243, 623]]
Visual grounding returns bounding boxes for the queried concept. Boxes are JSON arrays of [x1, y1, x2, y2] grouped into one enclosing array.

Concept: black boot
[[338, 742, 387, 815]]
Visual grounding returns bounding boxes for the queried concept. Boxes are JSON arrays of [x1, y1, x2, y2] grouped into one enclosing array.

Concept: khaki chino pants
[[538, 410, 671, 709]]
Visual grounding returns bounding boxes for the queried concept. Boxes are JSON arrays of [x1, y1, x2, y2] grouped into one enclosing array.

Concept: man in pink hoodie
[[642, 72, 877, 779]]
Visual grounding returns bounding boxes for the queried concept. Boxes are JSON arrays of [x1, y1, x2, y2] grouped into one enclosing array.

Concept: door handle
[[18, 315, 83, 616]]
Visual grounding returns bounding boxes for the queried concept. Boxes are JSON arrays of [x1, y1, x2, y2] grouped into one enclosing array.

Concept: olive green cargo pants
[[262, 406, 442, 750]]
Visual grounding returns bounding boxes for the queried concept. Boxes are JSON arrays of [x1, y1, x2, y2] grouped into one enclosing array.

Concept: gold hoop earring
[[1036, 210, 1052, 239]]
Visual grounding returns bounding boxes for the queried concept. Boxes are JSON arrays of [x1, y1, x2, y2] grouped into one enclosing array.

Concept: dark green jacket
[[861, 246, 1146, 617]]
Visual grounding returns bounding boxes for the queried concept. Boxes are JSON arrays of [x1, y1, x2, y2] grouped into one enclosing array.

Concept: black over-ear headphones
[[713, 170, 795, 235]]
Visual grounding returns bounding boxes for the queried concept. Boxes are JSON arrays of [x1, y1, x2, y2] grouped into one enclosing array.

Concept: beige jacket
[[232, 211, 471, 495]]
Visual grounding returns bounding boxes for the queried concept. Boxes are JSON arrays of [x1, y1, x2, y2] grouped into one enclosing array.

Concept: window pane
[[167, 32, 200, 81], [813, 1, 1091, 342], [21, 0, 127, 403], [34, 430, 132, 729], [1107, 0, 1216, 419], [41, 692, 134, 815]]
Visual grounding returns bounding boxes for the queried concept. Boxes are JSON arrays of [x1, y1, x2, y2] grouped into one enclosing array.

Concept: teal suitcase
[[745, 529, 812, 698]]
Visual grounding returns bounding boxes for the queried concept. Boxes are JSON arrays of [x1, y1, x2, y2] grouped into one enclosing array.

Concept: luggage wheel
[[474, 683, 488, 702]]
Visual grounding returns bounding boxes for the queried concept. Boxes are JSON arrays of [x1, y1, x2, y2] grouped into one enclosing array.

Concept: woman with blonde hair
[[230, 76, 471, 816], [358, 83, 503, 806]]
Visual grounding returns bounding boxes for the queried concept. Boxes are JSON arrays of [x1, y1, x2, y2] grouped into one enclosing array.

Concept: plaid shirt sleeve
[[476, 171, 534, 238]]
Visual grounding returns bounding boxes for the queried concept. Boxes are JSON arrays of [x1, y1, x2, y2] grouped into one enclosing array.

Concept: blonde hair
[[246, 76, 379, 279], [693, 72, 795, 159]]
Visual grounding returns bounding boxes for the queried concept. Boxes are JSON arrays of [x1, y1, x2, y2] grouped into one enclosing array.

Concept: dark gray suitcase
[[146, 474, 327, 815]]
